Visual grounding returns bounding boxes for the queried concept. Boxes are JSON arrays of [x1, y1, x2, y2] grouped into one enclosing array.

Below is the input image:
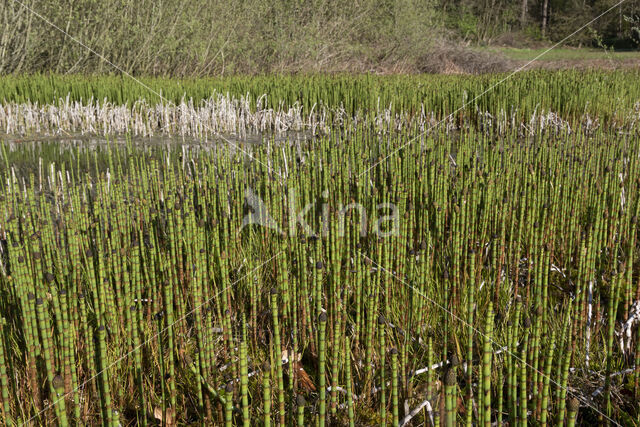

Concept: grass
[[0, 72, 639, 426], [1, 71, 640, 139], [488, 46, 640, 62], [1, 71, 640, 113]]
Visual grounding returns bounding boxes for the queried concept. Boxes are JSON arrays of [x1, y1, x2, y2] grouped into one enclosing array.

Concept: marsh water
[[1, 131, 318, 178]]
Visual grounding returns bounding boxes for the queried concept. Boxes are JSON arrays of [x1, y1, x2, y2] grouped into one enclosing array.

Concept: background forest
[[1, 0, 639, 75]]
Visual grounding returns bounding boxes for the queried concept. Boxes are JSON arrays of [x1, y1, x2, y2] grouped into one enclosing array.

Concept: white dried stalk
[[1, 93, 624, 138]]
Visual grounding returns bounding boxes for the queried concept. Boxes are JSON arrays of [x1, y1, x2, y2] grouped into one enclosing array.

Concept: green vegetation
[[488, 47, 640, 62], [0, 0, 437, 75], [1, 1, 639, 75], [0, 72, 639, 425], [1, 71, 640, 120]]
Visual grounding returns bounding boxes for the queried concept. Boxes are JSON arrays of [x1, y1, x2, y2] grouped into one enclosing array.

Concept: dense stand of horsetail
[[0, 72, 640, 425]]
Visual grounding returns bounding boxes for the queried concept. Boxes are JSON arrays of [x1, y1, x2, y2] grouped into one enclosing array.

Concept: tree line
[[0, 0, 638, 76]]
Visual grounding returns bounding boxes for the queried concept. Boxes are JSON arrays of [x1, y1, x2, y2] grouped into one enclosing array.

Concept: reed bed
[[0, 73, 639, 425], [1, 93, 639, 139], [2, 72, 640, 117], [1, 71, 640, 136]]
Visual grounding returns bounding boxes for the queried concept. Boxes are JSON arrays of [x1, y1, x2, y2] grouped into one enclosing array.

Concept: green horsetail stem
[[35, 297, 68, 426], [269, 288, 285, 426], [239, 338, 250, 426], [426, 337, 434, 409], [444, 368, 457, 427], [378, 315, 387, 427], [57, 288, 81, 423], [635, 323, 640, 402], [496, 378, 503, 427], [318, 311, 327, 427], [566, 397, 579, 427], [155, 312, 167, 426], [390, 348, 399, 427], [96, 325, 113, 427], [604, 272, 621, 419], [465, 248, 475, 427], [508, 297, 523, 422], [161, 284, 177, 412], [540, 330, 556, 427], [0, 319, 12, 425], [330, 302, 342, 416], [482, 303, 494, 427], [225, 382, 233, 427], [130, 306, 146, 427], [344, 338, 355, 427], [556, 320, 573, 426], [296, 394, 305, 427], [262, 362, 272, 427], [0, 73, 638, 424], [519, 335, 529, 427]]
